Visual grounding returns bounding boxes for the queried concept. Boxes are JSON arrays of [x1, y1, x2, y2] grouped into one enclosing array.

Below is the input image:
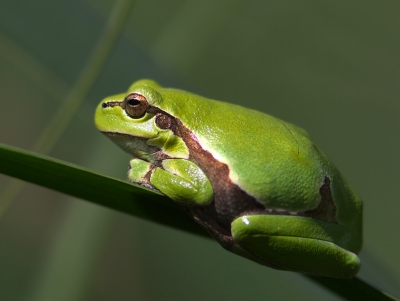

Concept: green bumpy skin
[[95, 79, 363, 278]]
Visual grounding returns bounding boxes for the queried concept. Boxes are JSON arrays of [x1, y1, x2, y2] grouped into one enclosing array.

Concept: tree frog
[[95, 79, 362, 278]]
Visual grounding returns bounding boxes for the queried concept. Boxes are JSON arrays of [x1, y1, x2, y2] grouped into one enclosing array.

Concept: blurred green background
[[0, 0, 399, 300]]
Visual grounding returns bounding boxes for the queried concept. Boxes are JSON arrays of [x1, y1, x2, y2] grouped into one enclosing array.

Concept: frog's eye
[[124, 93, 148, 118]]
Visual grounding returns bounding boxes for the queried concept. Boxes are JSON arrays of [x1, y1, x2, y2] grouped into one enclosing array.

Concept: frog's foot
[[231, 215, 360, 278], [128, 158, 213, 206], [127, 158, 158, 190]]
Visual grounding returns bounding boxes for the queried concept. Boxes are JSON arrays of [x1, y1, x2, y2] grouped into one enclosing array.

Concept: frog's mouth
[[103, 132, 170, 165]]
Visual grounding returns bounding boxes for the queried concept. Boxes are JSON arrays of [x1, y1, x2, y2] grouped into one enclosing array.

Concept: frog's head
[[94, 79, 189, 162]]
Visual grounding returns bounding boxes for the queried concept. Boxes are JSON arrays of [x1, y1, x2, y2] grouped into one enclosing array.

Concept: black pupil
[[128, 98, 140, 106]]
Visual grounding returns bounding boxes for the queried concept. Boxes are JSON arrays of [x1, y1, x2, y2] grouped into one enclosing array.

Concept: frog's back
[[157, 89, 322, 210]]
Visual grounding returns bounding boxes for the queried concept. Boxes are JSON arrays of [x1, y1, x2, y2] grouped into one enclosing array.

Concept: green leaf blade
[[0, 142, 207, 237]]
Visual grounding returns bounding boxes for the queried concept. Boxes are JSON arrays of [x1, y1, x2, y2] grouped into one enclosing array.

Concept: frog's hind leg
[[231, 215, 360, 278]]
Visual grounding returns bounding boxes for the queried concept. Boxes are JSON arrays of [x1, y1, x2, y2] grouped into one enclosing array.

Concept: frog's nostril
[[102, 102, 108, 108]]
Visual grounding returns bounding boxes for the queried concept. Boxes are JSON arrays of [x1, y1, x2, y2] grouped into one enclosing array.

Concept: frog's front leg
[[128, 158, 213, 206], [231, 215, 360, 278]]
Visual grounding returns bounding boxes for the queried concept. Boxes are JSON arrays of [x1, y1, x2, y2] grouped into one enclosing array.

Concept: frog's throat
[[102, 132, 171, 165]]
